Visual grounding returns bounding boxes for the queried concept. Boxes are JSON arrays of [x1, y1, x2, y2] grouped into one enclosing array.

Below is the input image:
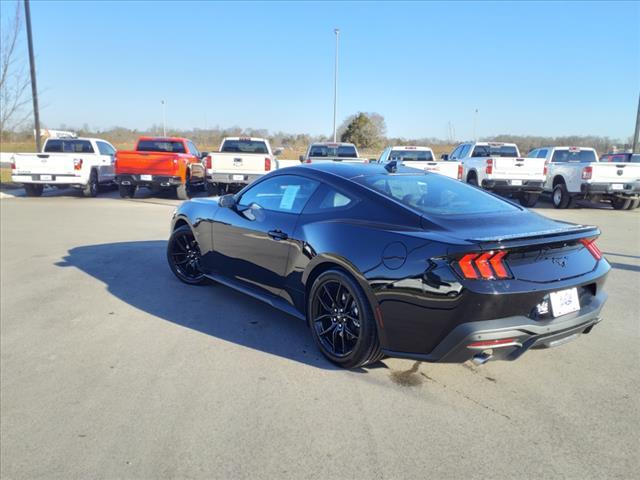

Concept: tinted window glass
[[44, 139, 94, 153], [221, 139, 268, 154], [308, 144, 357, 158], [450, 145, 463, 159], [389, 149, 434, 162], [137, 140, 186, 153], [537, 149, 548, 158], [630, 154, 640, 163], [239, 175, 319, 214], [305, 185, 354, 213], [356, 173, 519, 216], [551, 149, 596, 163], [459, 144, 471, 158], [96, 141, 115, 155], [472, 145, 518, 157], [187, 141, 200, 157]]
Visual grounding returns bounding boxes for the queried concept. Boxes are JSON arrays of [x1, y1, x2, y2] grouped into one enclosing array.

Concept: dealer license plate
[[550, 288, 580, 318], [140, 174, 152, 181], [611, 184, 623, 190], [232, 174, 244, 181], [40, 175, 52, 181], [511, 180, 522, 186]]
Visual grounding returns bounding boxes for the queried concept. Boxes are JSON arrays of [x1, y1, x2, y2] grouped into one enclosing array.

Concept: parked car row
[[10, 135, 640, 209]]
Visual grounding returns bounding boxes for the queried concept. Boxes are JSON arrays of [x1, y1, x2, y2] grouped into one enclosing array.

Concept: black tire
[[307, 269, 381, 369], [167, 225, 208, 285], [467, 172, 478, 187], [519, 192, 539, 208], [631, 199, 640, 209], [118, 184, 136, 198], [611, 197, 631, 210], [552, 183, 572, 209], [24, 184, 44, 197], [205, 182, 218, 196], [82, 170, 98, 197]]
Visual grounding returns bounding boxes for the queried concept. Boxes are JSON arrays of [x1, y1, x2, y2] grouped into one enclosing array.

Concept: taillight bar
[[455, 250, 511, 280], [582, 166, 593, 180], [468, 338, 521, 349], [265, 157, 271, 171], [457, 164, 463, 180], [485, 158, 493, 175], [73, 158, 83, 170], [580, 238, 602, 260], [205, 155, 212, 169]]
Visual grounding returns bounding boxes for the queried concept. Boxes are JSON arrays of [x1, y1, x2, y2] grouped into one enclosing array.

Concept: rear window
[[221, 140, 269, 154], [471, 145, 519, 157], [44, 139, 94, 153], [356, 173, 519, 216], [389, 150, 434, 162], [137, 140, 186, 153], [309, 144, 358, 158], [631, 154, 640, 163], [551, 149, 597, 163]]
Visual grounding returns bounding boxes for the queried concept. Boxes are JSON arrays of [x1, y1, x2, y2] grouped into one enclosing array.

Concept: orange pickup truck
[[115, 137, 206, 199]]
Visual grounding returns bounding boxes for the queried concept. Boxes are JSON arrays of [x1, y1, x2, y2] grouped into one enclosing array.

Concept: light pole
[[473, 108, 478, 141], [161, 100, 166, 137], [333, 28, 340, 142], [24, 0, 41, 151], [633, 92, 639, 153]]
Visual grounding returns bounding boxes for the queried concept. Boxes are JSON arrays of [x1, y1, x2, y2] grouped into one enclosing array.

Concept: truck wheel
[[467, 172, 478, 186], [176, 183, 190, 200], [204, 182, 217, 196], [118, 184, 136, 198], [519, 192, 539, 208], [24, 184, 44, 197], [82, 170, 98, 197], [552, 183, 572, 209], [611, 197, 631, 210], [625, 199, 639, 210]]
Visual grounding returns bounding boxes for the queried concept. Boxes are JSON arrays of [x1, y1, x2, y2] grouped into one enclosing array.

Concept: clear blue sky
[[2, 0, 638, 140]]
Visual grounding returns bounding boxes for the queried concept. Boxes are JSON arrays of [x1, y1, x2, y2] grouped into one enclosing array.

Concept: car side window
[[379, 147, 390, 163], [304, 184, 355, 214], [238, 175, 320, 214], [450, 145, 462, 160], [187, 141, 200, 157], [537, 149, 548, 159], [97, 141, 114, 155], [459, 144, 471, 158]]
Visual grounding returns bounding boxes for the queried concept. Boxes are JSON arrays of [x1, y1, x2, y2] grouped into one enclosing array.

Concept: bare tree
[[1, 2, 31, 137]]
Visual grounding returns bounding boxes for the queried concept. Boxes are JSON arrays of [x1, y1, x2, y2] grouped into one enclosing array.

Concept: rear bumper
[[580, 181, 640, 197], [208, 172, 265, 185], [12, 174, 86, 185], [382, 289, 607, 364], [116, 174, 182, 187], [481, 179, 544, 192]]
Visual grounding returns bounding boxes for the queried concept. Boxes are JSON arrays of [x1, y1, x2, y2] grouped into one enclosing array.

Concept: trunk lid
[[589, 162, 640, 183], [209, 152, 270, 174], [490, 156, 546, 179]]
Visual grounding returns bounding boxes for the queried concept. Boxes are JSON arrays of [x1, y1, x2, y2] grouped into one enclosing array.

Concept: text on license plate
[[511, 180, 523, 186], [140, 174, 153, 181], [232, 174, 244, 181], [550, 288, 580, 318], [40, 175, 52, 181], [611, 184, 623, 190]]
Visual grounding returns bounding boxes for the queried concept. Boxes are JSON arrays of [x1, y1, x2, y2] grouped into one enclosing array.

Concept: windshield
[[309, 144, 358, 158], [389, 150, 434, 162], [471, 145, 519, 157], [221, 140, 269, 154], [631, 154, 640, 163], [356, 173, 519, 216], [552, 149, 597, 163], [44, 139, 94, 153], [137, 140, 185, 153]]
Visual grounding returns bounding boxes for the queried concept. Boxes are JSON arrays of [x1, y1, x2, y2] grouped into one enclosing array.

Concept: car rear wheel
[[118, 184, 136, 198], [167, 225, 208, 285], [176, 180, 191, 200], [24, 184, 43, 197], [630, 199, 640, 209], [552, 183, 572, 209], [519, 192, 539, 208], [308, 270, 382, 369], [611, 197, 631, 210], [82, 170, 98, 197], [467, 173, 478, 186]]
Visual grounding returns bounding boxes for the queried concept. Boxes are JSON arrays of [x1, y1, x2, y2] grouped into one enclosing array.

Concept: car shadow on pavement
[[56, 240, 341, 370]]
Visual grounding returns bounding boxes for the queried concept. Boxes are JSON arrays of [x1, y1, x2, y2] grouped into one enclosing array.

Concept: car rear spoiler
[[469, 225, 600, 250]]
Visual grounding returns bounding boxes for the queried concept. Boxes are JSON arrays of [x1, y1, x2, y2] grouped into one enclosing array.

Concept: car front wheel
[[308, 269, 382, 369], [167, 225, 208, 285]]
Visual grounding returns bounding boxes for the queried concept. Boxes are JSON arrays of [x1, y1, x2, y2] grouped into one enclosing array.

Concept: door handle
[[268, 229, 288, 241]]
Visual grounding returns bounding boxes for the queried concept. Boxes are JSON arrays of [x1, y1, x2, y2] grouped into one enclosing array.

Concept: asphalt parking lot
[[1, 187, 639, 479]]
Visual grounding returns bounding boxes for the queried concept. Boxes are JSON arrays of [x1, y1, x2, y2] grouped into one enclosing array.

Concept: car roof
[[390, 146, 434, 151], [138, 136, 189, 142], [284, 161, 423, 180], [224, 137, 267, 142], [310, 142, 356, 147]]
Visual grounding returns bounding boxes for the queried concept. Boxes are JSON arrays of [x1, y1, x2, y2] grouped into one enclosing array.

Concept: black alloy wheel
[[167, 225, 208, 285], [308, 270, 382, 369]]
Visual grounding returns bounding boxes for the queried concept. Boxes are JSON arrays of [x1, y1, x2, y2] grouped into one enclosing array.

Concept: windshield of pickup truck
[[44, 139, 94, 153], [389, 150, 434, 162], [221, 140, 269, 154], [137, 140, 186, 153], [471, 145, 519, 157], [309, 145, 358, 158], [357, 173, 518, 215], [552, 149, 597, 163]]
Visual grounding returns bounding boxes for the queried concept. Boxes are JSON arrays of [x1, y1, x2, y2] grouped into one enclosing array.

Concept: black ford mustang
[[167, 162, 609, 368]]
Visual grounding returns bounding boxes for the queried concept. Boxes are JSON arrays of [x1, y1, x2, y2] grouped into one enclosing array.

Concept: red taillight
[[582, 166, 592, 180], [73, 158, 83, 170], [11, 158, 16, 170], [205, 155, 212, 169], [485, 158, 493, 175], [457, 164, 463, 180], [264, 157, 271, 171], [543, 160, 548, 176], [468, 338, 518, 349], [580, 238, 602, 261], [456, 250, 510, 280], [305, 158, 312, 164]]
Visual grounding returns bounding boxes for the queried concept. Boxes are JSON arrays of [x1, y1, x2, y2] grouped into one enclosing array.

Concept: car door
[[96, 141, 116, 181], [210, 174, 320, 299]]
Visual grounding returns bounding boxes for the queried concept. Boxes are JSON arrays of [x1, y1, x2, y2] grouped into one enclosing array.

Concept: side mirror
[[441, 154, 449, 161], [219, 194, 236, 208], [201, 151, 209, 159], [273, 147, 284, 156], [299, 155, 305, 162]]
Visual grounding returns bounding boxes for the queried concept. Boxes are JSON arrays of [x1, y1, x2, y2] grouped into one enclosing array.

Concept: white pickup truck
[[10, 137, 117, 197], [377, 146, 462, 180], [300, 142, 368, 163], [529, 146, 640, 210], [204, 137, 283, 194], [444, 141, 546, 207]]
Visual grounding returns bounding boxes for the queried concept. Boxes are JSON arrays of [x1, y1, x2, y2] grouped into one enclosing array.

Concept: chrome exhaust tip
[[472, 352, 493, 366]]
